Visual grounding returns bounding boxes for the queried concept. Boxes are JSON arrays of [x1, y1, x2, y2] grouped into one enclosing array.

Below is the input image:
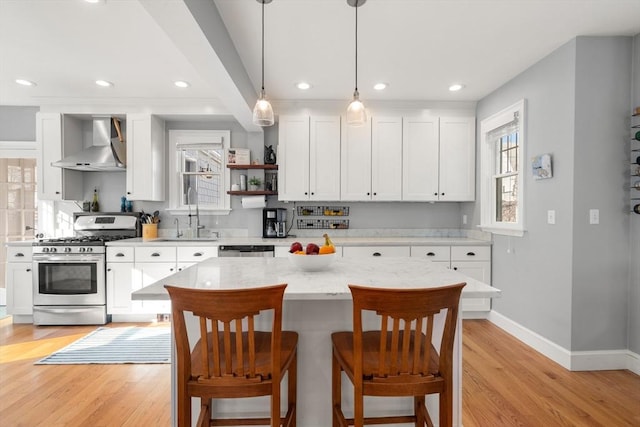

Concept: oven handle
[[32, 255, 104, 263], [33, 306, 100, 314]]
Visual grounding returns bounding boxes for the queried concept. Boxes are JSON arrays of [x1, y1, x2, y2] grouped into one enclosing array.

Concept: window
[[168, 130, 231, 214], [480, 100, 526, 236]]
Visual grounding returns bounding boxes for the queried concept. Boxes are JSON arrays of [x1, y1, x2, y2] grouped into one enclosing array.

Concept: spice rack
[[296, 205, 350, 229], [631, 110, 640, 214]]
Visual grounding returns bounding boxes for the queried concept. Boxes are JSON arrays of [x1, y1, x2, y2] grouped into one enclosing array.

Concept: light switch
[[589, 209, 599, 225], [547, 210, 556, 225]]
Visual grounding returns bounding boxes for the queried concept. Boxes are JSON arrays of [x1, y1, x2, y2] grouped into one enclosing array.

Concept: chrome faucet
[[174, 218, 182, 238], [187, 186, 204, 238]]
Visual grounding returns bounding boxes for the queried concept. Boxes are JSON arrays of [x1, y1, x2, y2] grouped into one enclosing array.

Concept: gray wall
[[469, 36, 634, 352], [630, 35, 640, 355]]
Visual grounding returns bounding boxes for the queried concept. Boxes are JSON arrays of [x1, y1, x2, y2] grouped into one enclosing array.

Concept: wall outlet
[[589, 209, 599, 225], [547, 210, 556, 225]]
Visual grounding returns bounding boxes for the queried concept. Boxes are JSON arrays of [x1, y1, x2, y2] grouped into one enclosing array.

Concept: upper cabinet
[[278, 115, 341, 201], [126, 114, 165, 201], [36, 112, 83, 201], [403, 116, 475, 202]]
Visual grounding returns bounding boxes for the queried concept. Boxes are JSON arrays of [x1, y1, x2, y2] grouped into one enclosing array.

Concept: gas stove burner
[[35, 235, 134, 246]]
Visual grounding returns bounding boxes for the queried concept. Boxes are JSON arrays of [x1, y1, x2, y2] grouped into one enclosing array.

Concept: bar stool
[[331, 283, 465, 427], [165, 284, 297, 427]]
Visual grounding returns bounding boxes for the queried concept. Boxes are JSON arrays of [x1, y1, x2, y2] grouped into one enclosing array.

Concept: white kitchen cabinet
[[409, 245, 451, 266], [126, 114, 165, 201], [5, 247, 33, 320], [278, 115, 341, 201], [451, 246, 491, 313], [133, 246, 176, 313], [402, 116, 475, 201], [36, 112, 83, 201], [106, 247, 137, 315], [342, 245, 410, 258], [176, 246, 218, 271], [341, 116, 402, 201]]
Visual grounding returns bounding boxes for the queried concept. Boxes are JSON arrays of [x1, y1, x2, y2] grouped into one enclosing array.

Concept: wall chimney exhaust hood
[[51, 117, 126, 172]]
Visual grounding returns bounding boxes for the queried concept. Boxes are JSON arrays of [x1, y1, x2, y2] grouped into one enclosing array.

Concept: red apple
[[306, 243, 320, 255], [289, 242, 303, 253]]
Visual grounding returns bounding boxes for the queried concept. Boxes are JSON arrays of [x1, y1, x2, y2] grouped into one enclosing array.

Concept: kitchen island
[[133, 256, 500, 427]]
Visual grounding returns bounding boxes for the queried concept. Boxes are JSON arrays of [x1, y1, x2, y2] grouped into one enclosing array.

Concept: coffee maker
[[263, 208, 287, 238]]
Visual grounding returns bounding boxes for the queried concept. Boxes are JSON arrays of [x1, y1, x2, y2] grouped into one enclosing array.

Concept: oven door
[[32, 253, 105, 306]]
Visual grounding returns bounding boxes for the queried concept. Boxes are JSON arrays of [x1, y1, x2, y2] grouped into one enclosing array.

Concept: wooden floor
[[1, 317, 639, 426]]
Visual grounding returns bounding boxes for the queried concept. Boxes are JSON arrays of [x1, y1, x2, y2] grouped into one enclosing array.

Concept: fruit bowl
[[287, 252, 336, 272]]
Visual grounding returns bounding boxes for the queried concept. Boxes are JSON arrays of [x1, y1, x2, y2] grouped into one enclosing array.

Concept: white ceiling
[[1, 0, 639, 126]]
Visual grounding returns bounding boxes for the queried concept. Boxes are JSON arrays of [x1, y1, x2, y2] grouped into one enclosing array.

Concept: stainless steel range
[[32, 212, 140, 326]]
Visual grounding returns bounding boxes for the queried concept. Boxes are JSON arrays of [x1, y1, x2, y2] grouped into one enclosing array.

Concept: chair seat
[[192, 331, 298, 380], [332, 330, 440, 380]]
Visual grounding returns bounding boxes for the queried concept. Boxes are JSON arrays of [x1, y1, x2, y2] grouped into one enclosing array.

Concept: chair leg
[[439, 389, 452, 427], [332, 351, 342, 427], [196, 399, 211, 427], [178, 389, 191, 427], [353, 383, 364, 427], [414, 396, 424, 426], [272, 380, 281, 427], [288, 353, 297, 427]]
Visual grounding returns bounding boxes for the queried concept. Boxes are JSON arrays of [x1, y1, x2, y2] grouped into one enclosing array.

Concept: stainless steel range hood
[[52, 117, 126, 172]]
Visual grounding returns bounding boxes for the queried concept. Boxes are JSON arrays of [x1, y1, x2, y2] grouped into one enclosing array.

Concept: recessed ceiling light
[[174, 80, 190, 88], [15, 79, 36, 87], [449, 83, 465, 92], [95, 80, 113, 87], [373, 82, 387, 91], [296, 82, 311, 90]]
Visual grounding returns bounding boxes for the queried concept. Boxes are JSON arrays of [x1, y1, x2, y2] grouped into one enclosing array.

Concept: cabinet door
[[106, 262, 137, 314], [402, 116, 439, 201], [452, 260, 491, 313], [439, 116, 475, 201], [36, 113, 83, 201], [176, 246, 218, 263], [278, 116, 310, 201], [126, 114, 165, 201], [410, 245, 451, 262], [341, 117, 372, 201], [372, 116, 402, 201], [134, 262, 175, 313], [6, 262, 33, 315], [310, 116, 341, 200]]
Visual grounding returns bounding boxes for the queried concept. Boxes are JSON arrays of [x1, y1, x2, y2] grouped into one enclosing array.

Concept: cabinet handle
[[373, 192, 377, 196], [367, 192, 371, 196], [151, 253, 160, 257], [434, 192, 438, 196], [304, 192, 308, 195], [26, 268, 31, 272], [170, 268, 174, 271], [193, 252, 203, 257], [107, 268, 111, 272], [15, 253, 24, 257], [453, 267, 458, 270], [55, 191, 61, 194], [466, 252, 476, 256], [426, 252, 435, 256], [116, 253, 125, 257], [441, 192, 445, 196], [127, 191, 132, 195], [373, 252, 381, 257]]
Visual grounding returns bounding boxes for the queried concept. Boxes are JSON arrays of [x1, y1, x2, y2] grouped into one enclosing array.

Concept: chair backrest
[[349, 283, 465, 381], [165, 284, 287, 384]]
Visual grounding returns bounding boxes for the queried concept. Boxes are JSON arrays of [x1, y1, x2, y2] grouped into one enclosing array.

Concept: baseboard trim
[[487, 311, 639, 374]]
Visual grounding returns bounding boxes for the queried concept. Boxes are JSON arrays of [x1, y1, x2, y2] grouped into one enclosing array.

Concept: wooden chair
[[331, 283, 466, 427], [165, 284, 297, 427]]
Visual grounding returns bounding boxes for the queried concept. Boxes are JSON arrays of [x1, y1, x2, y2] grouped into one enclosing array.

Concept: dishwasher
[[218, 245, 275, 257]]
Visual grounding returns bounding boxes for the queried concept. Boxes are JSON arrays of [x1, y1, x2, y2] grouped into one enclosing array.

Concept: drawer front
[[107, 247, 135, 262], [6, 246, 32, 262], [343, 246, 410, 258], [135, 246, 177, 263], [410, 246, 450, 262], [177, 246, 218, 262], [451, 245, 490, 261]]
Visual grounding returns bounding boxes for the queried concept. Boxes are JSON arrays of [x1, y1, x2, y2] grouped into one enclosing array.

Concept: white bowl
[[287, 252, 336, 272]]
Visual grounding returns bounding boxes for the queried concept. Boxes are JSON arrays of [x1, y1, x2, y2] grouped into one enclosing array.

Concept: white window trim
[[166, 130, 231, 215], [479, 99, 526, 237]]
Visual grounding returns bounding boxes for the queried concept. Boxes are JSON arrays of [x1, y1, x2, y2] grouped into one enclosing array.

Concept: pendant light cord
[[261, 0, 265, 92], [354, 0, 358, 92]]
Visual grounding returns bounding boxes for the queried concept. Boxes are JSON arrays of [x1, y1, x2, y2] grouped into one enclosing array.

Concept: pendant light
[[253, 0, 275, 127], [346, 0, 367, 126]]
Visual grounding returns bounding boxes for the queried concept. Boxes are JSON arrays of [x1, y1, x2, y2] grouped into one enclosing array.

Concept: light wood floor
[[1, 317, 638, 426]]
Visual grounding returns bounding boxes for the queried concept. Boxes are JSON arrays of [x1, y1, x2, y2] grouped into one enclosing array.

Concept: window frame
[[479, 99, 526, 237], [167, 130, 231, 215]]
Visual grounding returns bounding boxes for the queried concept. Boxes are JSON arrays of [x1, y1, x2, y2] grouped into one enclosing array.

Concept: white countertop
[[132, 256, 500, 301], [108, 236, 490, 247]]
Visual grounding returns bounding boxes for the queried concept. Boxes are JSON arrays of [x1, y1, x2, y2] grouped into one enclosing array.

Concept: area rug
[[35, 326, 171, 365]]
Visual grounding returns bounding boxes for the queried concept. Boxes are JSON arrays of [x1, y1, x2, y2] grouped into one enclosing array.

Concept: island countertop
[[132, 256, 500, 301]]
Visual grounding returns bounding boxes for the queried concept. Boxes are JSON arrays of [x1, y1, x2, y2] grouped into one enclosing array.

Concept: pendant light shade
[[253, 0, 274, 127], [346, 0, 367, 127]]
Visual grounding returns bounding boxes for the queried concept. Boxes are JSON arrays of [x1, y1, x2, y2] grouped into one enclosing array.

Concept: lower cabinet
[[411, 244, 492, 317], [342, 246, 410, 257], [5, 247, 33, 320]]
